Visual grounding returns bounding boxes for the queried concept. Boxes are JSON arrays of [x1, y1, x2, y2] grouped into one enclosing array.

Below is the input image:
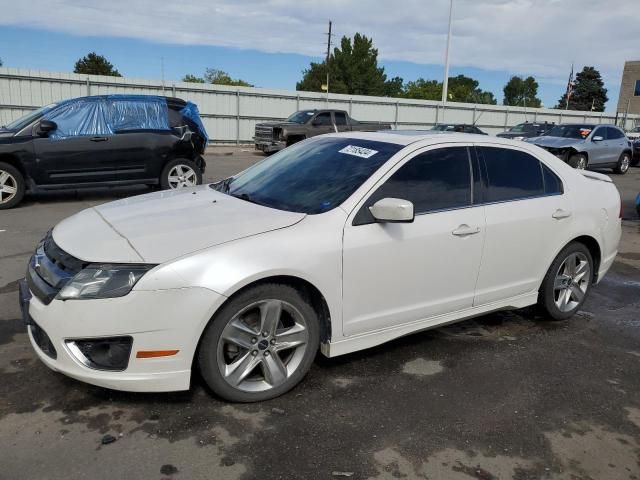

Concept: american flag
[[565, 64, 575, 109]]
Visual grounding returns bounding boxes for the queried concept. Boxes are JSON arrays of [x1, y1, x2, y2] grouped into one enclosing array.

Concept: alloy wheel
[[620, 154, 630, 173], [0, 170, 18, 205], [167, 164, 198, 189], [553, 252, 590, 313], [216, 299, 310, 393]]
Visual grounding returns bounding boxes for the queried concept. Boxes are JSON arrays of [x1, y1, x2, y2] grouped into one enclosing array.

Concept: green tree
[[182, 74, 206, 83], [556, 66, 608, 111], [297, 33, 402, 97], [204, 68, 253, 87], [503, 76, 542, 107], [0, 58, 3, 67], [402, 75, 496, 104], [73, 52, 121, 76], [404, 78, 441, 100]]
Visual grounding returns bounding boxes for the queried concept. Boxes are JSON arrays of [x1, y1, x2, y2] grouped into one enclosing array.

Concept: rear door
[[334, 112, 350, 133], [473, 145, 571, 305], [605, 127, 627, 164]]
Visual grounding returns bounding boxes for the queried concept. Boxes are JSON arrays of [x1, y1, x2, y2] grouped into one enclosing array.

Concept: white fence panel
[[0, 67, 638, 143]]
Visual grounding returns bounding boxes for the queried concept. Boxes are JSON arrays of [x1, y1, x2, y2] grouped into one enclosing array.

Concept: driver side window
[[314, 113, 332, 126], [353, 147, 473, 225]]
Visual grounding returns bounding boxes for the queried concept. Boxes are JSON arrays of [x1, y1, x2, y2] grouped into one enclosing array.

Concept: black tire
[[198, 283, 320, 402], [538, 242, 593, 320], [159, 158, 202, 190], [568, 153, 588, 170], [613, 152, 631, 175], [0, 162, 26, 210]]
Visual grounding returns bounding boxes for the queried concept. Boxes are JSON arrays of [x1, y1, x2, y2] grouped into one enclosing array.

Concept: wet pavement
[[1, 151, 639, 480]]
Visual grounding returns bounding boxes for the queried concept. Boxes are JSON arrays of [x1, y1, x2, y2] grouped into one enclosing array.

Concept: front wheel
[[613, 152, 631, 174], [0, 162, 26, 210], [160, 159, 202, 190], [198, 284, 320, 402], [538, 242, 593, 320], [568, 153, 587, 170]]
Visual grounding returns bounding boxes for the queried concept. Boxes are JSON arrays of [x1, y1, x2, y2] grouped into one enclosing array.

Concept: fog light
[[66, 337, 133, 371]]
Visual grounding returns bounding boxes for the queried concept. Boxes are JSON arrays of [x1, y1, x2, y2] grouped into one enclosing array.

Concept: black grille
[[31, 322, 57, 359], [26, 232, 86, 305], [254, 125, 275, 142]]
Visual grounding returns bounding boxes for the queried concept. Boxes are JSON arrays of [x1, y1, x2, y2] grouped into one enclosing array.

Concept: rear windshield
[[217, 137, 403, 214]]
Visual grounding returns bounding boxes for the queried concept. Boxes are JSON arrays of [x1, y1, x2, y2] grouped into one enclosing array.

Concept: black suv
[[497, 121, 554, 140], [0, 95, 208, 209]]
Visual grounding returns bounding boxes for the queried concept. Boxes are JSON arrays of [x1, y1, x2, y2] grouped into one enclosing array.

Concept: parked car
[[20, 132, 621, 402], [431, 123, 487, 135], [496, 121, 554, 140], [0, 95, 208, 209], [632, 137, 640, 166], [526, 124, 633, 174], [254, 109, 391, 153], [626, 126, 640, 140]]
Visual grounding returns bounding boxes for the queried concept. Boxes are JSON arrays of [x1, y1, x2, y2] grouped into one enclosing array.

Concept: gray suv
[[526, 124, 633, 174]]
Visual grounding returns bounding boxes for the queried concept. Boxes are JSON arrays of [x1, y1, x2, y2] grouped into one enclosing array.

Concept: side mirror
[[369, 198, 414, 223], [592, 135, 604, 142], [37, 120, 57, 136], [311, 119, 321, 126]]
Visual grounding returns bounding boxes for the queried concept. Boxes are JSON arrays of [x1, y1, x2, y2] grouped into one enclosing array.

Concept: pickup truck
[[254, 109, 392, 153]]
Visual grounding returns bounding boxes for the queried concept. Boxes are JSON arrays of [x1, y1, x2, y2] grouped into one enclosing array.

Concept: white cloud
[[2, 0, 638, 84]]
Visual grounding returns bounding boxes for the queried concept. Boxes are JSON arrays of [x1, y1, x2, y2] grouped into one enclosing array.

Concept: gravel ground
[[1, 148, 639, 480]]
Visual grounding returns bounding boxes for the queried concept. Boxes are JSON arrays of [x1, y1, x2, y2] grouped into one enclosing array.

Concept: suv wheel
[[568, 153, 587, 170], [538, 242, 593, 320], [198, 283, 320, 402], [160, 159, 202, 189], [614, 152, 631, 175], [0, 162, 26, 210]]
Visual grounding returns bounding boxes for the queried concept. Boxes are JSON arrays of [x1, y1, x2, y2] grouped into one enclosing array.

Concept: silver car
[[526, 124, 633, 174]]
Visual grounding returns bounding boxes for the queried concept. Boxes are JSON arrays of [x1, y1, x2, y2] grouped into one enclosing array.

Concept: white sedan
[[20, 132, 621, 402]]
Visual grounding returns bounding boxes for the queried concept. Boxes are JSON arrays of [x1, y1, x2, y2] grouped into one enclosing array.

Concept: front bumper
[[22, 285, 225, 392], [254, 140, 285, 153]]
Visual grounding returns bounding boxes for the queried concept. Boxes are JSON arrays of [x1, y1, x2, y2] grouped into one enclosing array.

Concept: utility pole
[[325, 20, 332, 106], [441, 0, 454, 105]]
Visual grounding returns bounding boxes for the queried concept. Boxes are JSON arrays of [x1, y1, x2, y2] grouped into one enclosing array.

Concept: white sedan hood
[[52, 186, 305, 263]]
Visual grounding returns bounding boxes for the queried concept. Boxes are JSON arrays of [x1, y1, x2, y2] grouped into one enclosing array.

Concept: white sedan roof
[[323, 130, 520, 147]]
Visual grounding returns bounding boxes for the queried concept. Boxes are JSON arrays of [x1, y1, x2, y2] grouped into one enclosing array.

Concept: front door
[[32, 132, 120, 185], [342, 145, 485, 336]]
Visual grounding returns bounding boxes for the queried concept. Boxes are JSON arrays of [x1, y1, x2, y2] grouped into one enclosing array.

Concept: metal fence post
[[435, 104, 440, 124], [472, 105, 477, 124], [296, 94, 300, 111], [236, 90, 240, 145], [86, 77, 91, 96], [172, 84, 176, 97], [504, 107, 509, 129], [349, 98, 353, 116], [394, 101, 399, 129]]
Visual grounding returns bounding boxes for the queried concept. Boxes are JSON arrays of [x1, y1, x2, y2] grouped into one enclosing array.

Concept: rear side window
[[606, 127, 624, 140], [479, 147, 544, 202], [334, 112, 347, 126], [355, 147, 471, 224], [541, 163, 563, 195]]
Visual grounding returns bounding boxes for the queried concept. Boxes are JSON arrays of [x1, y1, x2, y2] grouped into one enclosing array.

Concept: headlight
[[57, 265, 155, 300]]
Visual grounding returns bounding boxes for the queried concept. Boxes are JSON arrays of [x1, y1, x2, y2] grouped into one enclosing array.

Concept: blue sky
[[2, 0, 636, 111]]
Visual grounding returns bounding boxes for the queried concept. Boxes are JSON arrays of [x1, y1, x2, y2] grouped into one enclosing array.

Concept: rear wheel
[[0, 162, 25, 210], [160, 159, 202, 190], [198, 283, 320, 402], [613, 152, 631, 174], [568, 153, 587, 170], [538, 242, 593, 320]]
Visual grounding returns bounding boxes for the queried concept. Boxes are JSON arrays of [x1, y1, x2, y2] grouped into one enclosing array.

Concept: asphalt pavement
[[1, 148, 639, 480]]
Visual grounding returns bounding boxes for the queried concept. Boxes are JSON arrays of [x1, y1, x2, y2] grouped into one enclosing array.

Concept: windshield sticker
[[339, 145, 379, 159], [580, 128, 592, 138]]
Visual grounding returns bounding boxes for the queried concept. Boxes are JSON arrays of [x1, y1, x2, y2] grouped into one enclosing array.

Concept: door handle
[[90, 137, 109, 142], [552, 209, 572, 219], [452, 224, 480, 237]]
